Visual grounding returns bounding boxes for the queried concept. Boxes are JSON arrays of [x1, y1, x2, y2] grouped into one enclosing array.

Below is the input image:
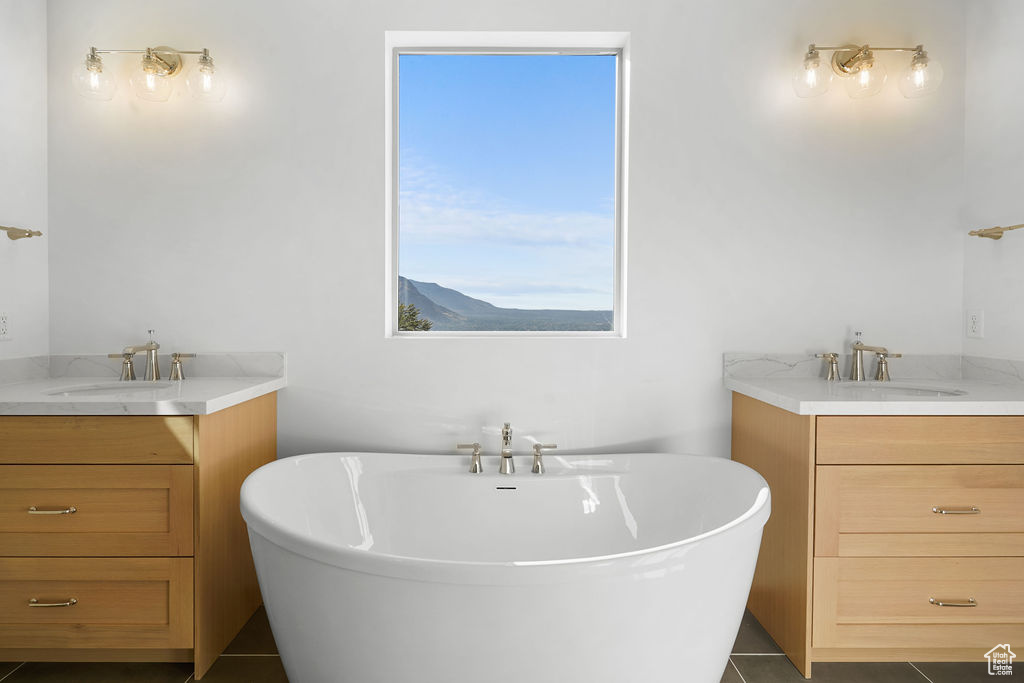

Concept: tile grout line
[[907, 661, 937, 683], [0, 663, 25, 683], [729, 657, 749, 683]]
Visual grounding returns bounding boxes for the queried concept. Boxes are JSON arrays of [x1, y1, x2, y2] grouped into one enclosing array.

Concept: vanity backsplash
[[0, 352, 285, 384], [724, 352, 1024, 384]]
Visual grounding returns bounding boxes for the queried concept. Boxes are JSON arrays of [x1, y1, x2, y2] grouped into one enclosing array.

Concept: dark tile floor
[[0, 608, 1001, 682]]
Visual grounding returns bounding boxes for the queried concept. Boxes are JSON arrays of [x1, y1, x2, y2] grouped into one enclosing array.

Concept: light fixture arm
[[804, 43, 930, 77], [90, 47, 211, 56], [1, 226, 43, 241], [811, 45, 925, 53], [969, 223, 1024, 240], [87, 45, 214, 78]]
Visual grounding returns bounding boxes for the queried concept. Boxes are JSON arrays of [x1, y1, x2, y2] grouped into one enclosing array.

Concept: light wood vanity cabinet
[[0, 393, 276, 680], [732, 394, 1024, 678]]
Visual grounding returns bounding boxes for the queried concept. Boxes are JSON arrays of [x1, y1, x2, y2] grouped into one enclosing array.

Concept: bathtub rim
[[241, 451, 770, 583]]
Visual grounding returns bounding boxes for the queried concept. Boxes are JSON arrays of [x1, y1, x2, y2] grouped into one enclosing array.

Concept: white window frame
[[384, 31, 630, 338]]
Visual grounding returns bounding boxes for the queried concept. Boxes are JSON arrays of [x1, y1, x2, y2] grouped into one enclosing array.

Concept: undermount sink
[[45, 381, 176, 397], [832, 382, 967, 398]]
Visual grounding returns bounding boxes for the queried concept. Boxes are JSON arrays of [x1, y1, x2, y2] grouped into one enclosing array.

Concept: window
[[386, 32, 628, 335]]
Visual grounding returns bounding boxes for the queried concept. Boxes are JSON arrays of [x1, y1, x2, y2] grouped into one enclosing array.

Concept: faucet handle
[[531, 443, 557, 474], [815, 353, 841, 381], [108, 352, 137, 381], [874, 351, 902, 382], [169, 353, 195, 381], [457, 442, 483, 474]]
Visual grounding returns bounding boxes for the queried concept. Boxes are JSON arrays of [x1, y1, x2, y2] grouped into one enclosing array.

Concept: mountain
[[406, 280, 500, 316], [398, 277, 612, 332], [397, 278, 465, 326]]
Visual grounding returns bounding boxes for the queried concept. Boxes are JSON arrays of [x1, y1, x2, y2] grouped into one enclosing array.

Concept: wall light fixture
[[968, 223, 1023, 240], [1, 226, 43, 241], [74, 46, 226, 102], [793, 44, 942, 99]]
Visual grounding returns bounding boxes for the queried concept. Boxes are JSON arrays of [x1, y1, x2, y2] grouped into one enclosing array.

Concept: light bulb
[[843, 54, 886, 99], [72, 49, 116, 101], [186, 49, 227, 102], [898, 49, 943, 98], [792, 47, 832, 98], [130, 49, 174, 102]]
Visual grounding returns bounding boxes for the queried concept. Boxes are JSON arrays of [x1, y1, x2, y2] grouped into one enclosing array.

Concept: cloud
[[399, 156, 613, 249], [397, 155, 615, 309]]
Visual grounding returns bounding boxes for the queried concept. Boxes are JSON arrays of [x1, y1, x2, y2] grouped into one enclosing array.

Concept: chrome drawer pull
[[27, 506, 77, 515], [932, 506, 980, 515], [930, 597, 977, 607], [29, 598, 78, 608]]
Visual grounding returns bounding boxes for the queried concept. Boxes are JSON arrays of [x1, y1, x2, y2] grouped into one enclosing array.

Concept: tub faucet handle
[[531, 443, 557, 474], [457, 442, 483, 474]]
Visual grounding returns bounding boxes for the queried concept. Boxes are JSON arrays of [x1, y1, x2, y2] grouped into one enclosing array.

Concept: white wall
[[46, 0, 967, 458], [0, 0, 48, 359], [963, 0, 1024, 361]]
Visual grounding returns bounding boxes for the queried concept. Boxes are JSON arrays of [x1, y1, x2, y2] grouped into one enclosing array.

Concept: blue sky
[[398, 54, 617, 310]]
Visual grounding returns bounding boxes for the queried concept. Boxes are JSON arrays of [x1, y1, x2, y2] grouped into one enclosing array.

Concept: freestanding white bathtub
[[241, 452, 770, 683]]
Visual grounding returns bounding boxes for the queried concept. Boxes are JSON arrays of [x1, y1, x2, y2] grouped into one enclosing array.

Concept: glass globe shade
[[72, 57, 116, 101], [130, 66, 174, 102], [792, 56, 832, 98], [898, 58, 943, 98], [185, 61, 227, 102], [844, 61, 887, 99]]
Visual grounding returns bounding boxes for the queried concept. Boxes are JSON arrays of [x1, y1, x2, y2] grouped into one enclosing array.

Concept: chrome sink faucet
[[499, 423, 514, 474]]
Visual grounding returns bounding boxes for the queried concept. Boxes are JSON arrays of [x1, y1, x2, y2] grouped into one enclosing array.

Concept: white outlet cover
[[0, 312, 10, 341]]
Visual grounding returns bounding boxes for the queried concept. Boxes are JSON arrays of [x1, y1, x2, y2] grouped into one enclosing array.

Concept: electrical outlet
[[0, 312, 10, 341], [966, 309, 985, 339]]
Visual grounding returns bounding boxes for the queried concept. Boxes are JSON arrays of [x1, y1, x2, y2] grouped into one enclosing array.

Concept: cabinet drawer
[[0, 557, 193, 649], [0, 416, 193, 464], [815, 465, 1024, 556], [0, 466, 193, 556], [816, 416, 1024, 465], [813, 557, 1024, 649]]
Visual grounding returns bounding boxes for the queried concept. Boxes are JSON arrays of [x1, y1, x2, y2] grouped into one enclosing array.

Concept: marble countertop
[[0, 376, 286, 416], [0, 353, 287, 416], [724, 377, 1024, 416]]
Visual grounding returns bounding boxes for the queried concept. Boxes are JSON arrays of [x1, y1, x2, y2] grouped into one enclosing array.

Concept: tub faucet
[[499, 423, 514, 475]]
